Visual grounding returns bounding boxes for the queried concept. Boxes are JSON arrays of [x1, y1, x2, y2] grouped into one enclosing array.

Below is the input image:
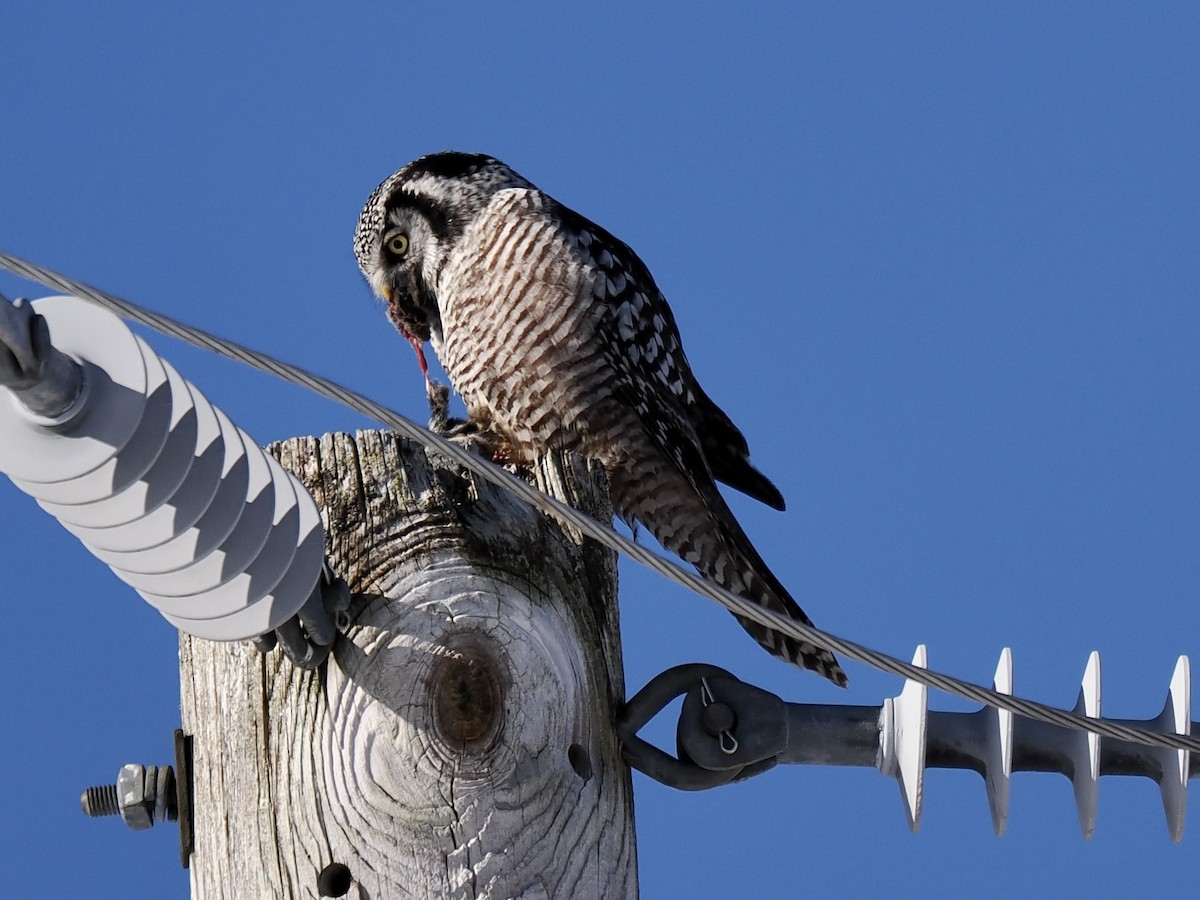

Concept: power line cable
[[1, 251, 1196, 754]]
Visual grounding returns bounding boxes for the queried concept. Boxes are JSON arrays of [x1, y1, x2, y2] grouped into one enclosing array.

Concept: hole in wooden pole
[[568, 742, 592, 782], [317, 862, 353, 897]]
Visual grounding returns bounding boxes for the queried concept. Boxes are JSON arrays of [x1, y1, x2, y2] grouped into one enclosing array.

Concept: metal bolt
[[80, 763, 178, 831], [700, 701, 737, 737], [80, 784, 119, 817]]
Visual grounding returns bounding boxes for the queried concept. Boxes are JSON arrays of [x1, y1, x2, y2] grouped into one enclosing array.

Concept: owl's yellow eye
[[386, 233, 410, 256]]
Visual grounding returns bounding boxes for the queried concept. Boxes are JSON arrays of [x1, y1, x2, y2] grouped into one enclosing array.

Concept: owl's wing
[[689, 386, 785, 511], [545, 197, 785, 510]]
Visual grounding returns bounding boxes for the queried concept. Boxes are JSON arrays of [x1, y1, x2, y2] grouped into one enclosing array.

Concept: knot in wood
[[429, 636, 507, 754]]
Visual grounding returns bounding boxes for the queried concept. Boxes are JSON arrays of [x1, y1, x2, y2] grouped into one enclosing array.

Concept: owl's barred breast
[[436, 190, 641, 466]]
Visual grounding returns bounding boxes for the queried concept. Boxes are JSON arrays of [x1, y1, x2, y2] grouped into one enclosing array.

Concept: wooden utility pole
[[179, 430, 638, 899]]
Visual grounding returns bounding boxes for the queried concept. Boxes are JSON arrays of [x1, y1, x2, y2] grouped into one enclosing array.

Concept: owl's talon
[[425, 380, 451, 434], [426, 379, 484, 442]]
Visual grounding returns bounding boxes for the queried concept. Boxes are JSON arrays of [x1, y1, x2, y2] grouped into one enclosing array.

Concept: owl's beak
[[379, 285, 430, 379]]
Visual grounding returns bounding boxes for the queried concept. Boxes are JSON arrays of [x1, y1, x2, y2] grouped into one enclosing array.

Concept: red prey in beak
[[383, 287, 431, 382]]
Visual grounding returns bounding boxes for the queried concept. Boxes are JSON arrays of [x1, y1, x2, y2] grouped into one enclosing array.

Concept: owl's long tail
[[608, 464, 847, 686]]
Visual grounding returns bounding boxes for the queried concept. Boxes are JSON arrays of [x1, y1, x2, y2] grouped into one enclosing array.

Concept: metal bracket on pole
[[0, 289, 84, 419]]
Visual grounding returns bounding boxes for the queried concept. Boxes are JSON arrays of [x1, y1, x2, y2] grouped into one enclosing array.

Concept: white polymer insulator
[[0, 296, 152, 485], [0, 295, 325, 642], [1156, 656, 1190, 842], [130, 450, 299, 607], [10, 334, 173, 505], [158, 478, 324, 639], [85, 409, 254, 571], [878, 644, 929, 832], [983, 647, 1014, 836], [38, 346, 199, 530], [1071, 651, 1102, 838], [59, 378, 227, 555]]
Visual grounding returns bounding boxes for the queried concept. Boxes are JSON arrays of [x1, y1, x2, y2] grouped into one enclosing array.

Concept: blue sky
[[2, 3, 1198, 897]]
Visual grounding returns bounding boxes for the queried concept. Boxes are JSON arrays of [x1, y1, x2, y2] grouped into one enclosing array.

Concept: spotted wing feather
[[548, 202, 785, 509], [545, 199, 844, 683]]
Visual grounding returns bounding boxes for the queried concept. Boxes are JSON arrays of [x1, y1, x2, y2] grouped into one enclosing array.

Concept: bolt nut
[[82, 762, 178, 831], [117, 764, 152, 831]]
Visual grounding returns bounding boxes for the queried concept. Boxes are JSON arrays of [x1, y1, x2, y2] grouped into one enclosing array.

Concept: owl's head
[[354, 151, 532, 342]]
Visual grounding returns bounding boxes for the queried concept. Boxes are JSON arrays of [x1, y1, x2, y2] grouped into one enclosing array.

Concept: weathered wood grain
[[180, 430, 637, 899]]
